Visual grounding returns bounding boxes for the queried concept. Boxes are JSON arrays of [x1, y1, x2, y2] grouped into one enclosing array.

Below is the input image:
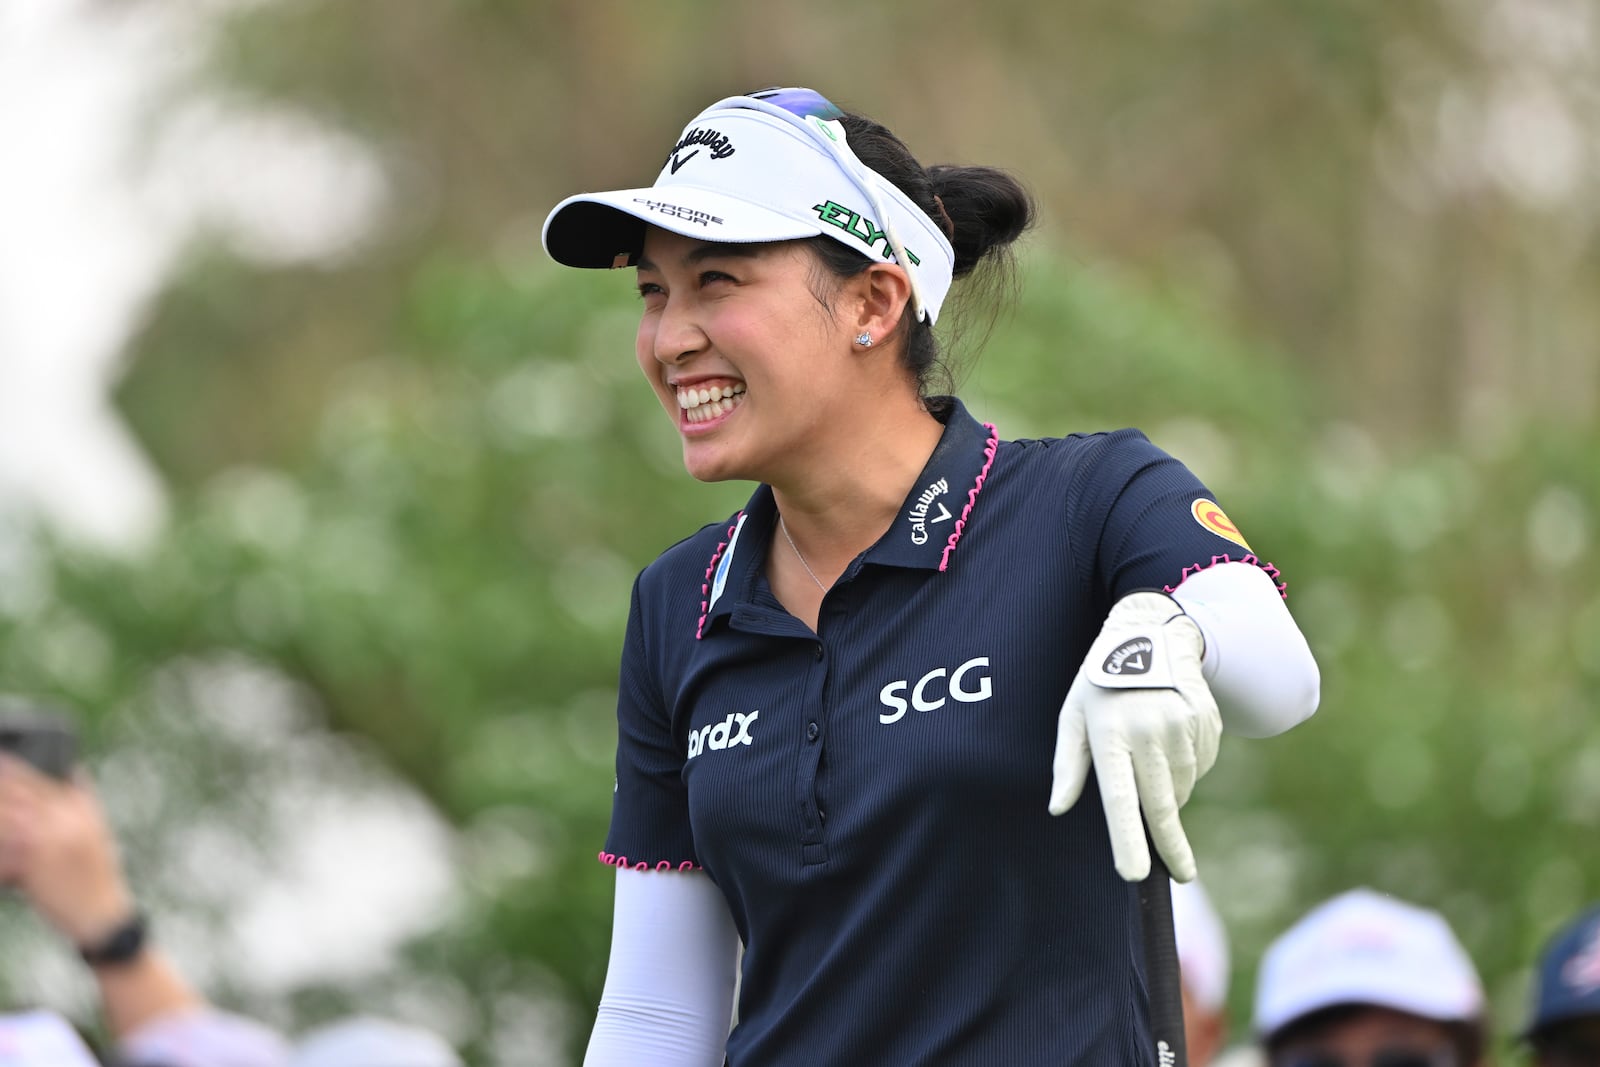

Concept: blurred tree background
[[2, 0, 1598, 1063]]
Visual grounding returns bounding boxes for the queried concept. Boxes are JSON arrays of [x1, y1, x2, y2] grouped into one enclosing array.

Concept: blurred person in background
[[1173, 877, 1237, 1066], [1522, 904, 1600, 1067], [291, 1015, 464, 1067], [1253, 887, 1488, 1067], [543, 83, 1318, 1065], [0, 1009, 102, 1066], [0, 754, 291, 1067]]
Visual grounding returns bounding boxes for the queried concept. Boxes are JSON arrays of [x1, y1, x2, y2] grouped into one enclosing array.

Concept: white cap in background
[[293, 1016, 462, 1067], [1254, 887, 1484, 1038], [1172, 878, 1230, 1014]]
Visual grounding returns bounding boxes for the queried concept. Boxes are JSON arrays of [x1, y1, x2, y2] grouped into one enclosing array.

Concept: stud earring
[[855, 332, 874, 347]]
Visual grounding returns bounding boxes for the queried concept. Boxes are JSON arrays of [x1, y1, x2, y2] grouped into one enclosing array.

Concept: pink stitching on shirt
[[695, 512, 745, 640], [597, 850, 701, 872], [1162, 553, 1288, 600], [939, 423, 999, 572]]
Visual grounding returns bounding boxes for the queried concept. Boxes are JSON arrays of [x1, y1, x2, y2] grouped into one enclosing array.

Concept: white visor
[[542, 95, 956, 323]]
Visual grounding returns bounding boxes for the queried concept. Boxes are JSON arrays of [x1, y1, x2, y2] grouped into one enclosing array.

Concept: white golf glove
[[1047, 591, 1221, 883]]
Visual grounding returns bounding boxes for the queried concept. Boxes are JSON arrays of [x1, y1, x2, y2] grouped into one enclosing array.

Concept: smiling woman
[[541, 86, 1321, 1067]]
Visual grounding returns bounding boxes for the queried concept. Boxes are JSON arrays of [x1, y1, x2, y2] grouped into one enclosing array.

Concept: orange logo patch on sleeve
[[1191, 499, 1252, 550]]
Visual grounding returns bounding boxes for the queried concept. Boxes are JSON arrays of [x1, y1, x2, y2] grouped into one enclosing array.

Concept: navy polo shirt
[[603, 398, 1283, 1066]]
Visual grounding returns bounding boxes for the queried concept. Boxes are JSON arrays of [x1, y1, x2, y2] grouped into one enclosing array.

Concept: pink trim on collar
[[598, 850, 702, 873], [695, 513, 744, 640], [1163, 553, 1288, 600], [939, 422, 999, 572]]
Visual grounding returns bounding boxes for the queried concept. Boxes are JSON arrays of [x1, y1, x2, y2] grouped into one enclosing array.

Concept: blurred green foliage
[[7, 251, 1599, 1060], [3, 0, 1598, 1063]]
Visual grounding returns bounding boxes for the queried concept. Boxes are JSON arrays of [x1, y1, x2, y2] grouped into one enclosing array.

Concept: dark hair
[[1264, 1004, 1486, 1067], [803, 110, 1034, 396]]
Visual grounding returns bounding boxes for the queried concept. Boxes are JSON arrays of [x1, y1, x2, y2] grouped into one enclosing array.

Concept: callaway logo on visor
[[667, 127, 737, 173]]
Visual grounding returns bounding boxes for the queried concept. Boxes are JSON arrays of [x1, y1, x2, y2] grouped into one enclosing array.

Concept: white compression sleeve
[[1169, 561, 1320, 738], [583, 866, 741, 1067]]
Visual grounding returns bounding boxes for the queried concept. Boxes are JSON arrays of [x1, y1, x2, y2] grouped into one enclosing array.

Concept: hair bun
[[926, 165, 1034, 278]]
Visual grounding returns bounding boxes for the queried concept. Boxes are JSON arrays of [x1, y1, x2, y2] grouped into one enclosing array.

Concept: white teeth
[[674, 383, 746, 423]]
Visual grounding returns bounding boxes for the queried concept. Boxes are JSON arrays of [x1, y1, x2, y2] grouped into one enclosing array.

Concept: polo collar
[[865, 398, 998, 571], [697, 399, 998, 640]]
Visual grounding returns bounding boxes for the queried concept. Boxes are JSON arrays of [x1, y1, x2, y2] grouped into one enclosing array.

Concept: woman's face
[[634, 226, 858, 484]]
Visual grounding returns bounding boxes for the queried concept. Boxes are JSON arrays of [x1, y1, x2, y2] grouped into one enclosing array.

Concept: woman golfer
[[542, 87, 1319, 1066]]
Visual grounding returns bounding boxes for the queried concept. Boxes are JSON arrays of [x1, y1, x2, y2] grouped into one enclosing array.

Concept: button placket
[[793, 638, 830, 865]]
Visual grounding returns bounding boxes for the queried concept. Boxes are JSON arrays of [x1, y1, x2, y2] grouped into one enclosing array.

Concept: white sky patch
[[1472, 0, 1599, 208], [1477, 0, 1598, 69], [226, 782, 461, 991], [176, 658, 463, 992], [0, 0, 442, 1014], [1479, 74, 1586, 207], [1379, 0, 1598, 213], [0, 0, 387, 554], [144, 97, 390, 265], [0, 0, 189, 551]]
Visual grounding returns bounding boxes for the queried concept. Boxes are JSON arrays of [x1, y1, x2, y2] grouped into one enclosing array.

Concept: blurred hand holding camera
[[0, 755, 136, 947], [0, 752, 220, 1052]]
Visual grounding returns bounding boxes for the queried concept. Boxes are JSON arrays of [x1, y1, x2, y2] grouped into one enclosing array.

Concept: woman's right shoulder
[[1001, 426, 1160, 486]]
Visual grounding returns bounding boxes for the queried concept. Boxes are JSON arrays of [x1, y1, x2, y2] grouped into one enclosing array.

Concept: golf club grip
[[1139, 854, 1187, 1067]]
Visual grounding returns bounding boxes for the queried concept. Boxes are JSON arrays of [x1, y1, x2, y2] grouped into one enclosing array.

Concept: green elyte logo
[[811, 201, 921, 265]]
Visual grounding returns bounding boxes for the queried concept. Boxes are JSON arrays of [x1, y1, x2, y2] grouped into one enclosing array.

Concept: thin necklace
[[778, 516, 828, 592]]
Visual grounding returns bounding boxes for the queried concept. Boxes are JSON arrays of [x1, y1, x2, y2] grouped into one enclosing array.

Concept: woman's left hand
[[1046, 592, 1221, 883]]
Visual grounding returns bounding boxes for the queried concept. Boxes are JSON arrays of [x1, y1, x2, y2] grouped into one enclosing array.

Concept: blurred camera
[[0, 697, 78, 779]]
